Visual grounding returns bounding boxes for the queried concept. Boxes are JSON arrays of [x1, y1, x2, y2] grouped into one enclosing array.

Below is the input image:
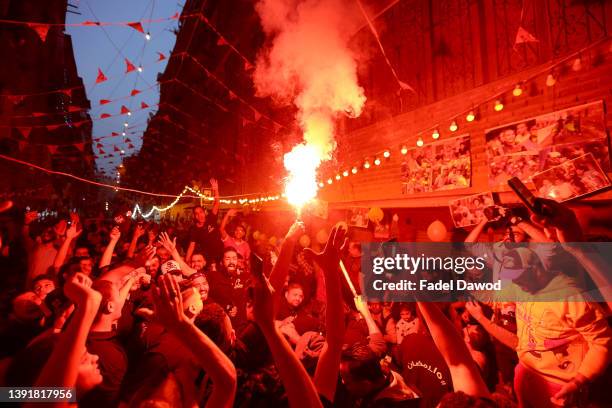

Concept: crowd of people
[[0, 179, 610, 407]]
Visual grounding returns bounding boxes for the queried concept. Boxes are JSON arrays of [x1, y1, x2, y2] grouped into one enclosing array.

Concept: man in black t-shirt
[[185, 179, 224, 264]]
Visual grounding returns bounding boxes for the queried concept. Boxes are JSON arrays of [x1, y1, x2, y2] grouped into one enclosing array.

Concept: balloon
[[252, 230, 260, 240], [367, 207, 384, 224], [427, 220, 447, 242], [316, 229, 329, 245], [298, 234, 311, 248]]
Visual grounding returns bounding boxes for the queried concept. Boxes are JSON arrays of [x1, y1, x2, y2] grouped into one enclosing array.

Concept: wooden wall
[[319, 39, 612, 208]]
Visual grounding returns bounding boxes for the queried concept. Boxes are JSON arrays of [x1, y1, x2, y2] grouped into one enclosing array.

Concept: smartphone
[[507, 177, 548, 216]]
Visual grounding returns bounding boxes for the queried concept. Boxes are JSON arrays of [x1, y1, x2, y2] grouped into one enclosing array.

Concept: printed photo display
[[485, 100, 610, 187], [347, 207, 369, 228], [449, 191, 494, 228], [532, 153, 610, 202], [401, 134, 471, 194]]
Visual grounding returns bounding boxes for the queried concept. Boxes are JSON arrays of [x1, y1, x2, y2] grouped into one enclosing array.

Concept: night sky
[[66, 0, 184, 175]]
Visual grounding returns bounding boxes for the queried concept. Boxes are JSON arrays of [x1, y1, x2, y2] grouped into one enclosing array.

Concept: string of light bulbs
[[318, 37, 610, 187]]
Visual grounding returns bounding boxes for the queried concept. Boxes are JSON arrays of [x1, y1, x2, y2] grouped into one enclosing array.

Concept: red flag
[[46, 124, 61, 131], [82, 21, 99, 26], [157, 52, 166, 61], [74, 143, 85, 152], [217, 37, 228, 46], [125, 137, 132, 143], [96, 68, 107, 83], [18, 127, 32, 139], [100, 113, 111, 119], [130, 89, 141, 96], [114, 145, 120, 152], [98, 149, 105, 154], [96, 143, 103, 148], [99, 99, 111, 105], [32, 112, 46, 117], [47, 145, 59, 154], [27, 23, 50, 42], [120, 105, 130, 115], [111, 132, 119, 136], [127, 22, 144, 33], [171, 12, 179, 19], [128, 143, 135, 149], [253, 110, 262, 121], [515, 26, 538, 44], [228, 90, 237, 100], [61, 89, 72, 97], [68, 105, 81, 112], [244, 61, 253, 71], [125, 58, 136, 73], [140, 102, 149, 109]]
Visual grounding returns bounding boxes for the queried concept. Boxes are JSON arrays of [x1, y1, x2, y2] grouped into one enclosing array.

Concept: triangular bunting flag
[[157, 52, 166, 61], [125, 58, 136, 73], [96, 143, 103, 148], [32, 112, 46, 117], [130, 89, 141, 96], [120, 105, 130, 115], [398, 80, 415, 93], [46, 124, 61, 131], [111, 132, 119, 136], [61, 89, 72, 97], [253, 111, 262, 122], [125, 137, 132, 143], [99, 99, 111, 105], [98, 148, 105, 154], [140, 102, 149, 109], [18, 127, 32, 139], [244, 61, 253, 71], [68, 105, 82, 112], [515, 26, 538, 44], [127, 22, 144, 33], [47, 145, 59, 154], [82, 21, 100, 26], [74, 143, 85, 152], [171, 12, 179, 19], [217, 37, 228, 46], [127, 143, 135, 149], [114, 145, 120, 152], [242, 118, 251, 127], [100, 113, 111, 119], [27, 23, 50, 42], [96, 68, 107, 83], [228, 90, 237, 100]]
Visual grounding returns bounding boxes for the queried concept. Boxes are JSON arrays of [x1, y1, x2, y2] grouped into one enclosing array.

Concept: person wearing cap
[[497, 247, 611, 407], [160, 260, 185, 283]]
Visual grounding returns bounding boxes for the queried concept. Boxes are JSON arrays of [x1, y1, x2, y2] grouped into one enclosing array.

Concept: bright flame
[[254, 0, 366, 212], [284, 144, 320, 207]]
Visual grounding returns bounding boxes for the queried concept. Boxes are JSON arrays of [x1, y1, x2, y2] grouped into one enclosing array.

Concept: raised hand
[[157, 231, 177, 253], [530, 198, 583, 242], [66, 223, 82, 240], [64, 272, 101, 308], [226, 208, 238, 218], [133, 224, 146, 239], [134, 245, 156, 268], [303, 224, 347, 272], [285, 220, 305, 241], [69, 211, 80, 226], [465, 301, 484, 320], [210, 178, 219, 191], [353, 295, 369, 316], [109, 226, 121, 242], [153, 274, 188, 330]]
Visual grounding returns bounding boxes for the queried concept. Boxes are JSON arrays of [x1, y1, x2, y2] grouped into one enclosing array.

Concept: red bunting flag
[[47, 145, 59, 154], [68, 105, 82, 112], [140, 102, 149, 109], [127, 22, 144, 33], [98, 148, 105, 154], [130, 89, 141, 96], [46, 124, 61, 131], [515, 26, 538, 44], [99, 99, 111, 105], [125, 137, 132, 143], [244, 61, 253, 71], [228, 90, 237, 100], [96, 68, 107, 83], [253, 110, 262, 121], [114, 146, 120, 152], [32, 112, 46, 117], [217, 37, 228, 46], [61, 89, 72, 97], [157, 52, 166, 61], [28, 23, 50, 42], [171, 12, 179, 19], [111, 132, 119, 136], [100, 113, 111, 119], [17, 127, 32, 139], [74, 143, 85, 152], [127, 143, 135, 149], [120, 105, 130, 115], [82, 21, 99, 26], [125, 58, 136, 73], [96, 143, 103, 148]]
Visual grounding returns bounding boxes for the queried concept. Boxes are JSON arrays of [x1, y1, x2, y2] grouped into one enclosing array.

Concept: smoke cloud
[[254, 0, 366, 162]]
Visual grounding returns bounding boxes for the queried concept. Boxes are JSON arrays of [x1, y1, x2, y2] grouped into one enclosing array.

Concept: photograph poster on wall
[[347, 207, 370, 228], [401, 134, 471, 194], [531, 153, 611, 202], [449, 191, 495, 228], [485, 100, 609, 187]]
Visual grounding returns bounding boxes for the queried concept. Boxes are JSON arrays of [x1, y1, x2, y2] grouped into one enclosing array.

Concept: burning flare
[[254, 0, 366, 209]]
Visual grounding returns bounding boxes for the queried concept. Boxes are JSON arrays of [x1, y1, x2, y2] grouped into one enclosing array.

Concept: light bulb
[[351, 167, 358, 174], [401, 145, 408, 155], [364, 161, 371, 169], [383, 150, 390, 158], [494, 99, 504, 111], [512, 84, 523, 97], [343, 170, 349, 177], [374, 157, 381, 166], [416, 137, 424, 147], [137, 66, 143, 73], [546, 74, 556, 87], [327, 178, 333, 184], [466, 111, 475, 122], [572, 57, 581, 71], [318, 182, 324, 188], [127, 111, 131, 116], [124, 122, 129, 127], [335, 174, 341, 180], [145, 32, 151, 41]]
